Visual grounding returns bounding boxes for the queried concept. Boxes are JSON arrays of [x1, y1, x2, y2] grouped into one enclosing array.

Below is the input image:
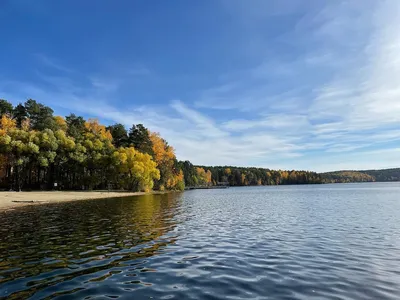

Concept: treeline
[[181, 165, 400, 187], [0, 99, 398, 192], [361, 168, 400, 182], [321, 171, 375, 183], [322, 168, 400, 183], [0, 99, 184, 191], [184, 164, 324, 186]]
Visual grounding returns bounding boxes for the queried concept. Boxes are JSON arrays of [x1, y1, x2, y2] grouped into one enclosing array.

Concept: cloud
[[1, 0, 400, 171], [89, 76, 120, 93], [309, 1, 400, 128], [34, 54, 73, 73], [298, 148, 400, 173], [192, 0, 400, 169], [170, 100, 227, 138], [222, 114, 309, 131]]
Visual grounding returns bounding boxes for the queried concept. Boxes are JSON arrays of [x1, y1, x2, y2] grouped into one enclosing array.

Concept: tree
[[196, 167, 208, 185], [107, 123, 128, 148], [66, 114, 86, 140], [0, 99, 13, 116], [54, 116, 68, 131], [128, 124, 153, 155], [113, 147, 160, 191], [0, 115, 16, 132], [13, 103, 27, 128], [24, 99, 56, 131], [50, 130, 76, 189], [82, 119, 114, 189], [179, 160, 197, 186], [149, 131, 184, 190], [0, 126, 39, 191]]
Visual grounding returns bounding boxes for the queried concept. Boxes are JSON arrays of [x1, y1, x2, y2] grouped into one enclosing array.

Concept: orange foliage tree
[[149, 132, 184, 190]]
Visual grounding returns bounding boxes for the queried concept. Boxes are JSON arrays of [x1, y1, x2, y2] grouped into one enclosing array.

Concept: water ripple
[[1, 184, 400, 299]]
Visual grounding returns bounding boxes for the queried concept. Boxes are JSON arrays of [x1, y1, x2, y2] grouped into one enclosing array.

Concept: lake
[[1, 183, 400, 299]]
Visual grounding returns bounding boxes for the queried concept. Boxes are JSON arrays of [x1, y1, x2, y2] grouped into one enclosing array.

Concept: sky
[[1, 0, 400, 172]]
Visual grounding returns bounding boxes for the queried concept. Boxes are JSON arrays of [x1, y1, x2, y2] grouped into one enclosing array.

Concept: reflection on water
[[0, 193, 183, 299], [1, 183, 400, 299]]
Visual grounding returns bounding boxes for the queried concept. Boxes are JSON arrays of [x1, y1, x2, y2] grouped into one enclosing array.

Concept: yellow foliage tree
[[241, 173, 246, 185], [206, 170, 212, 185], [85, 118, 113, 141], [196, 167, 209, 185], [0, 115, 16, 134], [113, 147, 160, 192], [54, 116, 68, 131], [21, 119, 30, 131], [149, 131, 182, 190], [166, 169, 185, 190]]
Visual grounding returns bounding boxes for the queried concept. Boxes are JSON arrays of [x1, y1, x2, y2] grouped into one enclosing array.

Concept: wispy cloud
[[191, 0, 400, 170], [222, 114, 309, 131], [171, 100, 227, 138], [34, 53, 73, 73], [1, 0, 400, 171]]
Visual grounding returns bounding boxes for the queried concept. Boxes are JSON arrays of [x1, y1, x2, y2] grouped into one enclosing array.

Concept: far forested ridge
[[321, 169, 400, 183], [192, 166, 400, 186]]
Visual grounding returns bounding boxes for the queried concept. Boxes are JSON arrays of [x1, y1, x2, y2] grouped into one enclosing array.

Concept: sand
[[0, 191, 160, 211]]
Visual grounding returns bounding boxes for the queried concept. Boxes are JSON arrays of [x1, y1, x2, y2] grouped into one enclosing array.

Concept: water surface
[[1, 183, 400, 299]]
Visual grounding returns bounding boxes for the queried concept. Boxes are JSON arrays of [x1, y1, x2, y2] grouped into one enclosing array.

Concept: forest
[[0, 99, 398, 192], [186, 166, 399, 186], [322, 169, 400, 183], [0, 99, 184, 192], [359, 168, 400, 182], [182, 164, 324, 186]]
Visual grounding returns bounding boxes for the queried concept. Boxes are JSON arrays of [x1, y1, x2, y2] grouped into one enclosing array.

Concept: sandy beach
[[0, 191, 162, 211]]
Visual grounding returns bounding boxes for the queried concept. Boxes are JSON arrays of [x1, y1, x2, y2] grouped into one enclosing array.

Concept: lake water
[[1, 183, 400, 299]]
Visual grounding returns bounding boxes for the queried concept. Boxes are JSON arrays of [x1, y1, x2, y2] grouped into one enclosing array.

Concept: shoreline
[[0, 191, 168, 212]]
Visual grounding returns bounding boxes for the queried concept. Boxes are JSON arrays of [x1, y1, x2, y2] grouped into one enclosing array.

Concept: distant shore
[[0, 191, 166, 211]]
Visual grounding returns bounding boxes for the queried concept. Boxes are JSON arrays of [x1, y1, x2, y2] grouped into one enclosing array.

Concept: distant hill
[[192, 165, 400, 187], [320, 171, 375, 183], [361, 168, 400, 182], [320, 168, 400, 183]]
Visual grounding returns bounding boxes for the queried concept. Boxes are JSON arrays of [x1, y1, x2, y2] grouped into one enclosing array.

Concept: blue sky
[[1, 0, 400, 172]]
